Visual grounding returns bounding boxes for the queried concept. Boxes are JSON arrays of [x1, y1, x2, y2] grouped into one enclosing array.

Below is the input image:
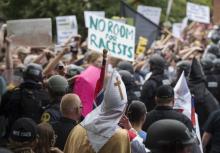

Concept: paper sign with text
[[186, 2, 210, 24], [84, 11, 105, 27], [137, 5, 161, 25], [88, 15, 135, 61], [7, 18, 52, 47], [56, 16, 78, 44]]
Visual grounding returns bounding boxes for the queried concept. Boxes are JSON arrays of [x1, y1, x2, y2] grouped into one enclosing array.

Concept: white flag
[[174, 71, 191, 120]]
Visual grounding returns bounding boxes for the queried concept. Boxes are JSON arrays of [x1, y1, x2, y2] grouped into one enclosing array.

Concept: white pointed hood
[[80, 69, 128, 153]]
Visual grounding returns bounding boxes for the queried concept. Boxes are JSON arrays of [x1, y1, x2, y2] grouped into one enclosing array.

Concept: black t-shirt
[[143, 106, 193, 132], [52, 117, 77, 150], [204, 109, 220, 153]]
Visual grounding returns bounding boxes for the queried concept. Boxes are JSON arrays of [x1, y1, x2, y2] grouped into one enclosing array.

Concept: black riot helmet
[[201, 54, 215, 71], [23, 63, 43, 82], [118, 70, 135, 86], [145, 119, 195, 153], [149, 54, 166, 71], [205, 44, 220, 57], [210, 27, 220, 44], [176, 60, 191, 77], [213, 59, 220, 70], [117, 61, 134, 74]]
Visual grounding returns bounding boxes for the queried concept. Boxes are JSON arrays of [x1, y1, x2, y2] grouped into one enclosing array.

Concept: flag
[[120, 0, 160, 48], [174, 71, 192, 120], [73, 66, 101, 117], [93, 49, 108, 108], [174, 71, 204, 153], [191, 96, 196, 128]]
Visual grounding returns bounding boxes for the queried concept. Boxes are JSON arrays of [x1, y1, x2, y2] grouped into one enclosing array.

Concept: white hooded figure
[[64, 69, 131, 153]]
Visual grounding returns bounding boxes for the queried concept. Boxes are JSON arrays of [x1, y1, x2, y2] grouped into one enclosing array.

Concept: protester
[[146, 119, 195, 153], [52, 93, 82, 150], [127, 100, 147, 142], [64, 70, 131, 153], [35, 122, 62, 153], [41, 75, 69, 123], [8, 118, 38, 153]]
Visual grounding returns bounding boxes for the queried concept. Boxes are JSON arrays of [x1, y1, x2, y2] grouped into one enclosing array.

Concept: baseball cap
[[10, 118, 37, 142], [156, 85, 174, 99]]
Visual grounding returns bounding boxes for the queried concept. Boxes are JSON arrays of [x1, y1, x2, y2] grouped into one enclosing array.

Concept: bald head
[[60, 94, 82, 116]]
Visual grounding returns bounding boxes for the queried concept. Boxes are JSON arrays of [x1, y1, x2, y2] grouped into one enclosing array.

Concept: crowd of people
[[0, 14, 220, 153]]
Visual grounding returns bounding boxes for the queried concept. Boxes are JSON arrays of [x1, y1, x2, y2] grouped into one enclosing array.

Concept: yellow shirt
[[64, 125, 131, 153]]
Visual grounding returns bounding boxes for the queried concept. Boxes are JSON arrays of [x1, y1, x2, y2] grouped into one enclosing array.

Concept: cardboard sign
[[56, 16, 78, 44], [213, 0, 220, 25], [87, 15, 135, 61], [186, 2, 210, 24], [136, 36, 148, 55], [172, 23, 182, 39], [84, 11, 105, 27], [7, 18, 52, 47], [137, 5, 161, 25]]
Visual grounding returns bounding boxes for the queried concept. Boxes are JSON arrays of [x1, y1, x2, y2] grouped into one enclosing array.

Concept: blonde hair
[[60, 93, 81, 115], [86, 52, 102, 64]]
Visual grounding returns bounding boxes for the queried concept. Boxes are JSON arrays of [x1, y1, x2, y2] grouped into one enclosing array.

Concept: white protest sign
[[186, 2, 210, 24], [172, 23, 182, 39], [7, 18, 52, 47], [84, 11, 105, 27], [137, 5, 161, 25], [56, 16, 78, 44], [88, 15, 135, 61]]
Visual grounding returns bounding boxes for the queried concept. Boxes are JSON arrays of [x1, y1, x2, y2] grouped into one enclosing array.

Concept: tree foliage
[[0, 0, 212, 38]]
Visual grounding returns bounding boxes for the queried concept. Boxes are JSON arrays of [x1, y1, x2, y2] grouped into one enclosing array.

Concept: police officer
[[0, 63, 50, 135], [145, 119, 195, 153], [41, 75, 69, 123], [119, 70, 139, 105], [140, 54, 170, 111], [188, 58, 219, 131], [206, 59, 220, 104]]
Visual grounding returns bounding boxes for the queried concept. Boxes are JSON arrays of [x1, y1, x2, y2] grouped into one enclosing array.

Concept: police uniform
[[52, 117, 77, 150], [41, 101, 61, 123], [141, 73, 170, 112]]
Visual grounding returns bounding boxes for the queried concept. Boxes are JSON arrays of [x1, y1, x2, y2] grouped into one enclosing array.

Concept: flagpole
[[165, 0, 173, 22]]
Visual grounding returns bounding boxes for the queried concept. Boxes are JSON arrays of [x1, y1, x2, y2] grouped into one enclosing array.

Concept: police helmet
[[118, 70, 134, 86], [205, 44, 220, 57], [66, 64, 84, 78], [176, 60, 191, 76], [149, 54, 166, 70], [146, 119, 195, 151], [213, 59, 220, 70], [23, 63, 43, 82], [47, 75, 68, 95], [117, 61, 134, 74], [211, 30, 220, 44], [201, 55, 214, 70]]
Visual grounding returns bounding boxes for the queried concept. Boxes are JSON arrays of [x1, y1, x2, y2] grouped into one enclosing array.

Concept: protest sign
[[213, 0, 220, 25], [88, 15, 135, 61], [172, 23, 182, 39], [56, 16, 78, 44], [136, 36, 148, 55], [84, 11, 105, 27], [137, 5, 161, 25], [7, 18, 52, 47], [186, 2, 210, 24]]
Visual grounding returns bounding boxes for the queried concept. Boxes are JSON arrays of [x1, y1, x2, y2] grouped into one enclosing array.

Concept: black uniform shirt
[[52, 117, 77, 150], [204, 110, 220, 153], [143, 106, 193, 132]]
